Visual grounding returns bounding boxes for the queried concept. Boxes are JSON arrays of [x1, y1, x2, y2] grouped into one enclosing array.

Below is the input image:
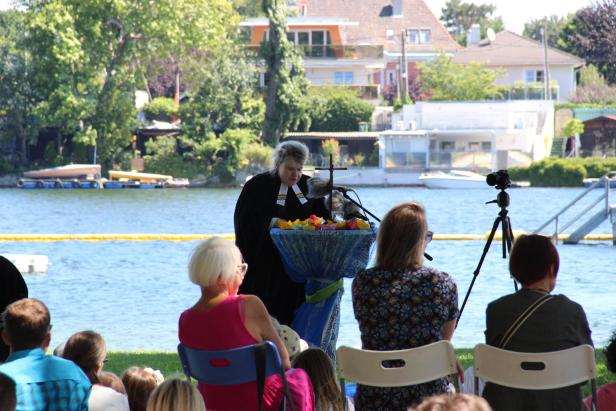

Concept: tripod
[[457, 188, 517, 325]]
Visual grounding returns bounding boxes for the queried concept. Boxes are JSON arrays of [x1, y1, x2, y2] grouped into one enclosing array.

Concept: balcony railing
[[249, 44, 383, 60]]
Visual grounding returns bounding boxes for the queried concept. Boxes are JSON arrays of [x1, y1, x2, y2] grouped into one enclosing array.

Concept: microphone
[[306, 177, 352, 199]]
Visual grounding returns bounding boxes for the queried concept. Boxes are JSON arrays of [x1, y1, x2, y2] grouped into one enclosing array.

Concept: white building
[[381, 100, 555, 172]]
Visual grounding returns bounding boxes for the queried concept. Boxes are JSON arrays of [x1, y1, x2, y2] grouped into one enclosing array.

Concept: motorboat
[[23, 164, 101, 179], [105, 170, 189, 189], [108, 170, 173, 182], [419, 170, 488, 189], [583, 177, 616, 189]]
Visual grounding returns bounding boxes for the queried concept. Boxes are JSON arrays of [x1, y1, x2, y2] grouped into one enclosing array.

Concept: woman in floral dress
[[352, 202, 461, 410]]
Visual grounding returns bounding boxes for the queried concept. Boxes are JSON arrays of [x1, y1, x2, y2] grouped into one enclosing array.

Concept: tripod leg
[[504, 216, 518, 291], [457, 216, 502, 326]]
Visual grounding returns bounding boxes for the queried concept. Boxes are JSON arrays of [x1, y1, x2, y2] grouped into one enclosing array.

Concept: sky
[[0, 0, 595, 35]]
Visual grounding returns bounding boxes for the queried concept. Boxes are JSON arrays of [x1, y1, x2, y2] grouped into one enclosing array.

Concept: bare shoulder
[[242, 294, 268, 313]]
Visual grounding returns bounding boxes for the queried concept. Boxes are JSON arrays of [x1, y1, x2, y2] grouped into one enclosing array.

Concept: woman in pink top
[[585, 331, 616, 411], [178, 237, 314, 411]]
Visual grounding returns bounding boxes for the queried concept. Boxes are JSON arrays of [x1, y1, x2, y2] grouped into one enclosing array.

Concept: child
[[146, 378, 205, 411], [292, 348, 353, 411], [122, 366, 164, 411], [585, 330, 616, 411]]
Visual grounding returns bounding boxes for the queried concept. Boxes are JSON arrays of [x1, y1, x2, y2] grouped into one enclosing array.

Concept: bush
[[508, 166, 529, 182], [303, 87, 374, 132], [521, 158, 587, 186], [242, 142, 272, 173], [143, 97, 177, 122], [321, 138, 341, 165]]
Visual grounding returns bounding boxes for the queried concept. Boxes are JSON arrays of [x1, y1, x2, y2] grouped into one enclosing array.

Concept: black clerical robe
[[234, 171, 328, 326]]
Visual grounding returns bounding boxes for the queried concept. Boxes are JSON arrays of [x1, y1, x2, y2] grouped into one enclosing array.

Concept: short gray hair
[[272, 140, 309, 171], [188, 237, 242, 287]]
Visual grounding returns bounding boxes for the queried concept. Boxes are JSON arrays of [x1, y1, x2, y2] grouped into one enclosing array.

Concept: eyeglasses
[[426, 231, 434, 243], [237, 263, 248, 278]]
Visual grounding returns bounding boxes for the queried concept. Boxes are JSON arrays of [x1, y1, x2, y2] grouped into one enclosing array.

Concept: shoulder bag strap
[[255, 343, 267, 411], [499, 293, 554, 349], [279, 365, 296, 411]]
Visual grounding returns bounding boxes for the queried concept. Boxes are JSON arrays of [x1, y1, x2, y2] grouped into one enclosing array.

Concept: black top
[[233, 171, 328, 325], [483, 289, 593, 411], [1, 256, 28, 362]]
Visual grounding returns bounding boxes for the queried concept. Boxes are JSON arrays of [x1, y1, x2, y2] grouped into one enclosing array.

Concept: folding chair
[[336, 340, 460, 401], [473, 343, 598, 411], [177, 340, 295, 411]]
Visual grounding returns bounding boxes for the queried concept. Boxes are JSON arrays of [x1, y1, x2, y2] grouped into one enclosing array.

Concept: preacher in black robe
[[234, 171, 328, 326]]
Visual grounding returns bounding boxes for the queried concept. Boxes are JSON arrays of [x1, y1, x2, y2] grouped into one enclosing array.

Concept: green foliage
[[440, 0, 504, 46], [261, 0, 310, 145], [302, 87, 374, 132], [512, 157, 616, 186], [558, 1, 616, 84], [321, 139, 341, 166], [242, 142, 272, 173], [144, 98, 177, 122], [354, 153, 366, 167], [579, 65, 608, 88], [523, 15, 571, 49], [562, 119, 584, 137], [418, 54, 504, 101]]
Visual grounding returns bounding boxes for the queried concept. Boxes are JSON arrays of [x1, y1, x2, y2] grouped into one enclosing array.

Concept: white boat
[[1, 254, 49, 274], [419, 170, 488, 189], [23, 164, 101, 179], [108, 170, 173, 182]]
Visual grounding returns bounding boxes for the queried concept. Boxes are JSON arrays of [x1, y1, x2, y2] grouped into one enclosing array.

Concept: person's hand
[[456, 359, 465, 384]]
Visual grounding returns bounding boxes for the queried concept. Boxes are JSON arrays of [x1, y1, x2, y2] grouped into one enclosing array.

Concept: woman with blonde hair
[[61, 330, 129, 411], [146, 378, 205, 411], [178, 237, 314, 411], [352, 202, 462, 410]]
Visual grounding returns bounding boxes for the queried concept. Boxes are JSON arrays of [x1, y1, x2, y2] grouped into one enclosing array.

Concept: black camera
[[486, 170, 511, 189]]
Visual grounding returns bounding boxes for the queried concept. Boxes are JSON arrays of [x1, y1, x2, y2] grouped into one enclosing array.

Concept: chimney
[[393, 0, 403, 17], [466, 24, 481, 46]]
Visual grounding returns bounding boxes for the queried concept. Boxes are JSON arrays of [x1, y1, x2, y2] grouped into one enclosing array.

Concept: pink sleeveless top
[[178, 295, 313, 411]]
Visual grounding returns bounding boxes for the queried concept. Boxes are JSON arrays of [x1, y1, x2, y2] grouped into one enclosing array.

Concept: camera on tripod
[[486, 170, 511, 189]]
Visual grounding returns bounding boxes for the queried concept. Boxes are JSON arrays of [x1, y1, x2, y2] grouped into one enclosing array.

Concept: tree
[[261, 0, 309, 146], [559, 0, 616, 84], [562, 119, 584, 138], [303, 87, 374, 132], [523, 15, 571, 49], [440, 0, 504, 46], [418, 54, 504, 101], [14, 0, 237, 168]]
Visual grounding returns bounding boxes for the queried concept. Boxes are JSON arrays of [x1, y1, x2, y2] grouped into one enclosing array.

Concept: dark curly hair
[[606, 331, 616, 373]]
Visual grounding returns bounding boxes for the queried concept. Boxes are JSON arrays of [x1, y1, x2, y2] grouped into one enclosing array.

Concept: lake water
[[0, 187, 614, 351]]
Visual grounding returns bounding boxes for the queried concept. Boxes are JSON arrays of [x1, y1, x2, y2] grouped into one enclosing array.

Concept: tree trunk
[[262, 1, 282, 146]]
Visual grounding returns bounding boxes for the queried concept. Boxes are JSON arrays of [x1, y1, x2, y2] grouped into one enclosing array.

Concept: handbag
[[498, 293, 554, 349], [255, 342, 296, 411]]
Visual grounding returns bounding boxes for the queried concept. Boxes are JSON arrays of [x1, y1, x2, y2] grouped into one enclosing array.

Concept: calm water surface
[[0, 187, 614, 350]]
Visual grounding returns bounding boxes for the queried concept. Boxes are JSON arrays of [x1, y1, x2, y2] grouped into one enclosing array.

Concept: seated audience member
[[122, 366, 164, 411], [178, 237, 314, 411], [411, 393, 492, 411], [62, 330, 130, 411], [99, 370, 127, 395], [0, 298, 91, 410], [146, 378, 206, 411], [482, 234, 593, 411], [0, 372, 17, 411], [352, 202, 462, 410], [584, 330, 616, 411], [292, 347, 354, 411], [0, 256, 28, 363]]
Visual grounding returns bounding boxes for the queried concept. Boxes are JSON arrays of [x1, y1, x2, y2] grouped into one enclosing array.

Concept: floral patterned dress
[[351, 266, 459, 410]]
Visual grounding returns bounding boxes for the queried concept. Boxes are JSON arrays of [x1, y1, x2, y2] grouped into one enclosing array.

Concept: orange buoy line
[[0, 233, 612, 242]]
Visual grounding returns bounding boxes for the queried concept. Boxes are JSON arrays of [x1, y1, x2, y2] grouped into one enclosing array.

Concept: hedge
[[509, 157, 616, 187]]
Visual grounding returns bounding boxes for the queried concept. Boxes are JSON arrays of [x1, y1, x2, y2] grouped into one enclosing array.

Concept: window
[[262, 30, 270, 42], [335, 71, 354, 85], [525, 69, 544, 83], [468, 142, 481, 152], [407, 29, 431, 44], [440, 141, 455, 151], [407, 29, 419, 44], [419, 29, 431, 43], [386, 70, 396, 85], [481, 142, 492, 151]]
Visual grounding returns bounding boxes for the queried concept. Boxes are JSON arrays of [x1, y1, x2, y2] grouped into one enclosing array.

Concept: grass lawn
[[107, 349, 614, 397]]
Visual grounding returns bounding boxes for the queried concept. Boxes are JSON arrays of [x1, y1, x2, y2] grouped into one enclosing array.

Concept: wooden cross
[[315, 154, 347, 213]]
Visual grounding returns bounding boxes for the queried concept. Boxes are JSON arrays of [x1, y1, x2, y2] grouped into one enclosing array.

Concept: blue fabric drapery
[[270, 228, 376, 359]]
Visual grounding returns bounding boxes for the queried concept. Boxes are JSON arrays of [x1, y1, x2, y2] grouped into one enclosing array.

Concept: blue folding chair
[[177, 341, 295, 411]]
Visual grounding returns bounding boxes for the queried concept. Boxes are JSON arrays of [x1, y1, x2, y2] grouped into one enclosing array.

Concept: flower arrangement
[[275, 214, 371, 231]]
